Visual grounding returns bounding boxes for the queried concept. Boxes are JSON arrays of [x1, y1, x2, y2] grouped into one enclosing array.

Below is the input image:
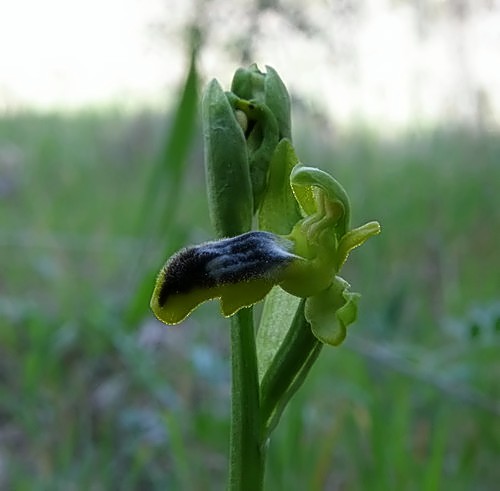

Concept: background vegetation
[[1, 99, 499, 489], [1, 1, 499, 488]]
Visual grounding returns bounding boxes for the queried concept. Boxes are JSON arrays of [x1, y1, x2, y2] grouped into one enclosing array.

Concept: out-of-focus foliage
[[1, 1, 499, 487], [1, 103, 499, 488]]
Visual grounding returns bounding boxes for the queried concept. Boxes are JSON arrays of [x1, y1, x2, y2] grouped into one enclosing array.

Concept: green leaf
[[141, 50, 200, 237]]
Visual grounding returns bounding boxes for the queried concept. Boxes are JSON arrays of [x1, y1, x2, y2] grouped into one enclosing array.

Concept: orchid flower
[[151, 141, 380, 346]]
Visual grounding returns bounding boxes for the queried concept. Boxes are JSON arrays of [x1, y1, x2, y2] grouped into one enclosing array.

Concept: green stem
[[260, 300, 322, 440], [229, 308, 265, 491]]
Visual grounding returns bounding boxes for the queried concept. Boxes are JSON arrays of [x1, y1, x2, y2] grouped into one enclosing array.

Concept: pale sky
[[1, 0, 499, 130], [0, 0, 173, 110]]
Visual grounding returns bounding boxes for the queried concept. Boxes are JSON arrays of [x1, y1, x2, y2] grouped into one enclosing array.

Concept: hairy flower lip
[[158, 231, 298, 304], [150, 231, 304, 325]]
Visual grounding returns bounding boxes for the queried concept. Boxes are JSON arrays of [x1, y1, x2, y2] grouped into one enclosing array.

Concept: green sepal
[[258, 139, 301, 235], [305, 276, 360, 346]]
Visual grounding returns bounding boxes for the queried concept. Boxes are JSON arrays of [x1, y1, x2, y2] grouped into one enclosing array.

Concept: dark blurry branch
[[347, 334, 500, 417], [235, 0, 342, 65]]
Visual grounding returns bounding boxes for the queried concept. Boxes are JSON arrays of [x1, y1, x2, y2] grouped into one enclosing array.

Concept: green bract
[[202, 79, 253, 237]]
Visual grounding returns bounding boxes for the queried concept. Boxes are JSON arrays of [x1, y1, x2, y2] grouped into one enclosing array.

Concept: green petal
[[336, 221, 381, 269], [304, 276, 360, 346], [290, 165, 351, 237]]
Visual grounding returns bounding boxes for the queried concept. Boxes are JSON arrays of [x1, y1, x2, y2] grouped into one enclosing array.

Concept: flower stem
[[229, 308, 265, 491]]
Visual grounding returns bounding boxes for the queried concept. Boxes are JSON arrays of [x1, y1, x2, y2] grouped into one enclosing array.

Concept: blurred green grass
[[1, 101, 499, 490]]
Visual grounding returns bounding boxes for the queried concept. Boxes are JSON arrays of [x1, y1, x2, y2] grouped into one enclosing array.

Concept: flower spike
[[152, 64, 380, 347]]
